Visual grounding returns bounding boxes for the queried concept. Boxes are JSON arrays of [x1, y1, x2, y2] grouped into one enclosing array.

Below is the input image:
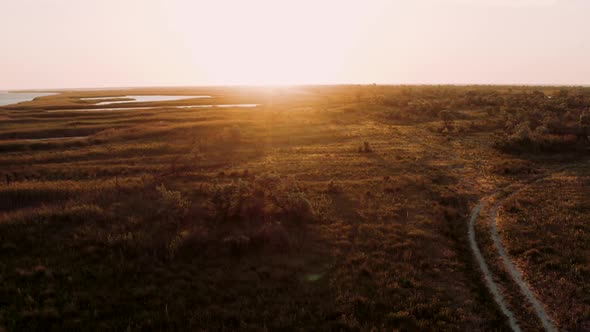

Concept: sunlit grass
[[1, 85, 589, 330]]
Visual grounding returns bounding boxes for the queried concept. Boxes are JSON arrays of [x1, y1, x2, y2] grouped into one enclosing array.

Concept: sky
[[1, 0, 589, 90]]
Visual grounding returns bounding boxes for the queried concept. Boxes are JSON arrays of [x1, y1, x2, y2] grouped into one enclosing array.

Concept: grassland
[[498, 166, 590, 331], [0, 85, 588, 331]]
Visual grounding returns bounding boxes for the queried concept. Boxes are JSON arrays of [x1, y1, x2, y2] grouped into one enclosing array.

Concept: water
[[3, 136, 88, 143], [0, 92, 57, 107], [25, 136, 88, 142], [178, 104, 259, 109], [47, 104, 260, 112], [80, 95, 211, 106]]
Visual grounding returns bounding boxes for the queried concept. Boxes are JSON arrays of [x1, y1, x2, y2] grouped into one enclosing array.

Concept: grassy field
[[499, 166, 590, 331], [0, 85, 588, 331]]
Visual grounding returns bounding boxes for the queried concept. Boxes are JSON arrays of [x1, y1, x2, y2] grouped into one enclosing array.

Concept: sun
[[160, 0, 372, 85]]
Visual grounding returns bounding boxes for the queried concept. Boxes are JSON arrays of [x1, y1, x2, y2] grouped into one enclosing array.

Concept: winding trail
[[469, 183, 558, 332], [468, 199, 522, 332], [489, 203, 557, 332]]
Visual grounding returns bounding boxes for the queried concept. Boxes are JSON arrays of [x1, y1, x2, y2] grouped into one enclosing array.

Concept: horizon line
[[4, 82, 590, 92]]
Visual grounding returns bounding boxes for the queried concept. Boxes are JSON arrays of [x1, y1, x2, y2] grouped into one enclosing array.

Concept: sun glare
[[160, 0, 380, 85], [1, 0, 588, 88]]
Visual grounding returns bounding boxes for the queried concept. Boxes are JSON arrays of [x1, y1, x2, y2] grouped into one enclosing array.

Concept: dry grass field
[[0, 85, 588, 331], [499, 166, 590, 331]]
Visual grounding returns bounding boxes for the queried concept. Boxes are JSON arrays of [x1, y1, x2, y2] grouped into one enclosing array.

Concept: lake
[[0, 92, 57, 107], [80, 95, 212, 106], [47, 104, 260, 112]]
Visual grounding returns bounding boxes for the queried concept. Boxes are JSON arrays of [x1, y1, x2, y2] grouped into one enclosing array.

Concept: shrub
[[255, 173, 281, 188], [209, 176, 315, 225], [3, 203, 106, 226], [359, 141, 373, 153], [510, 121, 532, 142], [188, 144, 204, 163], [542, 114, 560, 130], [210, 179, 259, 222], [222, 234, 251, 256], [386, 311, 417, 329], [491, 159, 535, 175], [210, 181, 239, 221], [220, 124, 241, 143], [63, 204, 106, 221], [168, 229, 192, 258], [276, 191, 314, 224], [270, 180, 315, 224], [230, 125, 241, 141], [535, 125, 550, 135], [251, 222, 290, 251], [156, 184, 190, 223], [494, 122, 535, 151], [327, 180, 343, 193], [169, 226, 211, 258], [439, 110, 455, 132], [485, 106, 496, 116], [495, 120, 582, 153]]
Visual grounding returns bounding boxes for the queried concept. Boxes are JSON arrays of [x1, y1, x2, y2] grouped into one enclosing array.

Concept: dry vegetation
[[499, 167, 590, 331], [0, 85, 588, 331]]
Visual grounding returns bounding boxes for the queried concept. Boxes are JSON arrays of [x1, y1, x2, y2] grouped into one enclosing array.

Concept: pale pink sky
[[1, 0, 589, 90]]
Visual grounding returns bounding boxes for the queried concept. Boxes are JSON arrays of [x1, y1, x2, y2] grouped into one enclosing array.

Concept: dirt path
[[489, 202, 557, 332], [469, 185, 558, 332], [469, 199, 522, 332]]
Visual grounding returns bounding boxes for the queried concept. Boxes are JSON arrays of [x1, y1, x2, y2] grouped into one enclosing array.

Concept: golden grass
[[499, 169, 590, 331], [0, 85, 588, 330]]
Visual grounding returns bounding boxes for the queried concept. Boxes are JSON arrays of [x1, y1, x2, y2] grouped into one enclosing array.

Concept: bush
[[510, 121, 532, 142], [3, 204, 106, 226], [274, 191, 314, 224], [270, 179, 315, 224], [491, 159, 535, 175], [327, 180, 343, 193], [251, 222, 290, 251], [156, 184, 190, 223], [255, 173, 281, 188], [495, 127, 580, 153], [222, 234, 251, 256], [220, 125, 241, 143], [210, 179, 261, 222], [439, 110, 455, 132], [535, 125, 550, 135], [358, 141, 373, 153], [209, 176, 315, 225]]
